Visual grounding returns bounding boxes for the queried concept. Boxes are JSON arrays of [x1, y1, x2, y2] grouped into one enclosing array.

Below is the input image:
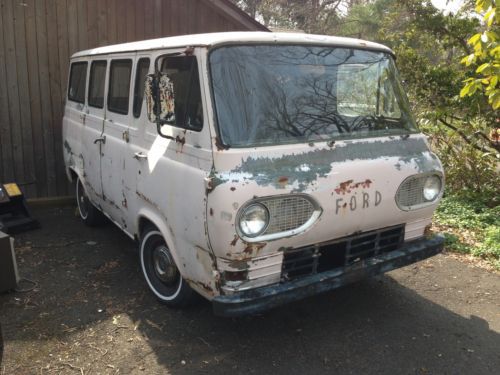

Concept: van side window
[[88, 61, 107, 108], [133, 58, 150, 118], [161, 56, 203, 131], [108, 59, 132, 115], [68, 62, 87, 104]]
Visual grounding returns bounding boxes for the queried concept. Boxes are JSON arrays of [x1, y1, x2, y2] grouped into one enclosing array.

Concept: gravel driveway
[[1, 206, 499, 374]]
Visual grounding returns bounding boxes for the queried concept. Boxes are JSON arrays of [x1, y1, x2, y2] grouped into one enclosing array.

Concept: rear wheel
[[76, 178, 105, 226], [140, 227, 195, 307]]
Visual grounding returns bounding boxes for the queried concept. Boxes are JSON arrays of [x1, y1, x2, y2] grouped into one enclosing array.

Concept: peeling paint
[[217, 138, 430, 191], [334, 179, 372, 195]]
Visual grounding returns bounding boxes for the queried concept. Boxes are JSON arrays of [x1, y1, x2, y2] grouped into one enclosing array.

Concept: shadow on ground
[[1, 206, 499, 374]]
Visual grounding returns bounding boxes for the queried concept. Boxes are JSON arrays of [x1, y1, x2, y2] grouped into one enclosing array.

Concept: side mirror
[[145, 73, 176, 125]]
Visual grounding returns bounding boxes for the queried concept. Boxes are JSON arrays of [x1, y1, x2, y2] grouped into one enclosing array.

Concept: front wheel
[[140, 227, 195, 307], [76, 177, 105, 226]]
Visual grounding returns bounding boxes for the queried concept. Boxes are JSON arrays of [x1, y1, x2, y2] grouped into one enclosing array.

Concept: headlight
[[423, 175, 441, 201], [239, 203, 269, 237]]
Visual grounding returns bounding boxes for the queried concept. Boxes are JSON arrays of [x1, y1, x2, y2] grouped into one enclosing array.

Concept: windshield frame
[[207, 42, 419, 149]]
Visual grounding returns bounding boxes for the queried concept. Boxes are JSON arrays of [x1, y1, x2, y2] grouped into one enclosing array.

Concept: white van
[[63, 32, 445, 316]]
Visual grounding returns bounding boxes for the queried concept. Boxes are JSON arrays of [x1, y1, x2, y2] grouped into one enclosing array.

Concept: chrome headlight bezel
[[236, 194, 322, 242], [238, 203, 270, 238], [395, 172, 444, 211], [423, 175, 442, 202]]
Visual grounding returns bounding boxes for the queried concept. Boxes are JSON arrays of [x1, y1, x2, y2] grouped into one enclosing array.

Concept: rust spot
[[242, 242, 266, 256], [334, 179, 373, 194], [184, 46, 195, 55], [175, 135, 186, 145], [187, 279, 213, 294], [278, 176, 289, 186], [227, 259, 250, 270], [136, 191, 159, 211], [230, 235, 238, 246], [342, 202, 347, 208], [334, 179, 353, 195], [209, 207, 214, 216], [230, 187, 236, 191], [214, 137, 230, 151]]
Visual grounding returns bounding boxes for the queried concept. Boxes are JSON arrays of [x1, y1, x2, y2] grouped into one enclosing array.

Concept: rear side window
[[133, 58, 150, 118], [88, 61, 107, 108], [68, 62, 87, 104], [161, 56, 203, 130], [108, 59, 132, 115]]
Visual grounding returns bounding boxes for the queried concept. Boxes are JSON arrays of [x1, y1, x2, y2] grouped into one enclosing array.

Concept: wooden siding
[[0, 0, 267, 197]]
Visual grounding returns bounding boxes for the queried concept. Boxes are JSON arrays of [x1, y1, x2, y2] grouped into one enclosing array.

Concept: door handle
[[94, 136, 106, 145], [133, 152, 147, 160]]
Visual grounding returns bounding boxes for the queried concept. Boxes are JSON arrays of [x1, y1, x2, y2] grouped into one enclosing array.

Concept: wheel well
[[69, 168, 78, 183], [138, 216, 158, 238]]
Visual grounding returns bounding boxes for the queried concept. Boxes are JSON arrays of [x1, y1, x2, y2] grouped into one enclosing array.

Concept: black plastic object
[[0, 183, 39, 235], [0, 231, 19, 293]]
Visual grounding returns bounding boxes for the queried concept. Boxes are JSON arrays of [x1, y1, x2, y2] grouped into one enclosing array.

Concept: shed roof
[[71, 32, 393, 58]]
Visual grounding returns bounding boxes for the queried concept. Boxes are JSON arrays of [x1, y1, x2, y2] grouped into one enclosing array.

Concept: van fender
[[135, 207, 181, 274], [135, 207, 219, 298]]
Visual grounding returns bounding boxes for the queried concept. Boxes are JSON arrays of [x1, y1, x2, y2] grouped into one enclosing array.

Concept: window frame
[[67, 61, 88, 104], [133, 57, 151, 118], [88, 60, 108, 109], [107, 59, 133, 115], [159, 55, 204, 132]]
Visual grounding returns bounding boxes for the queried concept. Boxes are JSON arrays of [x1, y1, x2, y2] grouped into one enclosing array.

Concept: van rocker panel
[[212, 234, 444, 317]]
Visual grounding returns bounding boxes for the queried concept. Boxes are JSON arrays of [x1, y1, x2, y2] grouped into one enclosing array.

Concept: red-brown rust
[[334, 179, 373, 194], [214, 137, 230, 151], [230, 234, 238, 246]]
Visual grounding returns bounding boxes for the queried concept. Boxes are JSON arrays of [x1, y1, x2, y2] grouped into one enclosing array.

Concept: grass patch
[[434, 192, 500, 270]]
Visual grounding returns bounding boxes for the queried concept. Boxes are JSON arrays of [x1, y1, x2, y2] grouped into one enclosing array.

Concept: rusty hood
[[206, 134, 443, 259]]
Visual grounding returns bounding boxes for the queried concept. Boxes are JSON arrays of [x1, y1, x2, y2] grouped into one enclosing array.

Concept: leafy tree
[[460, 0, 500, 110]]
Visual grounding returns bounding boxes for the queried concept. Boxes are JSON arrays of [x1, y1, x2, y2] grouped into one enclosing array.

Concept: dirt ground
[[1, 205, 499, 374]]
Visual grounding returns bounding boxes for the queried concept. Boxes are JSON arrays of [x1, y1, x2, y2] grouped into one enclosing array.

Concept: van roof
[[71, 32, 393, 58]]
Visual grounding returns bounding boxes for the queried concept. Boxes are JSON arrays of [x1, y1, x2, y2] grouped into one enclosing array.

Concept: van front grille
[[282, 225, 405, 281], [261, 195, 317, 235], [396, 175, 427, 208]]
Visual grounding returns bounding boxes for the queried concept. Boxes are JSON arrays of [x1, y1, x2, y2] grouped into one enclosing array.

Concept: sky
[[431, 0, 465, 14]]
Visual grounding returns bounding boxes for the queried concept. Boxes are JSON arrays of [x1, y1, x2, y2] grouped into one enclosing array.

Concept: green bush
[[434, 193, 500, 269]]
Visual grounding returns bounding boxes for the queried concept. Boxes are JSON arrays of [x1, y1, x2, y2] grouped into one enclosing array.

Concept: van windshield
[[210, 45, 418, 147]]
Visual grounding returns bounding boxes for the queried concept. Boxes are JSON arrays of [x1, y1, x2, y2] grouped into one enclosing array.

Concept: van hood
[[206, 135, 443, 259]]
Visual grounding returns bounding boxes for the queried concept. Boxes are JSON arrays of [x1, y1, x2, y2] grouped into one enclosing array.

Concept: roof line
[[199, 0, 270, 32]]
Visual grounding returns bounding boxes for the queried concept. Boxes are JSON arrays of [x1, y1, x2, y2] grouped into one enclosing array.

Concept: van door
[[84, 60, 108, 202], [126, 55, 151, 231], [101, 58, 133, 231], [134, 50, 213, 278]]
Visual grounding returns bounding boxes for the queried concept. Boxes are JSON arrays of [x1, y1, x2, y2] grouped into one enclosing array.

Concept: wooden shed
[[0, 0, 268, 198]]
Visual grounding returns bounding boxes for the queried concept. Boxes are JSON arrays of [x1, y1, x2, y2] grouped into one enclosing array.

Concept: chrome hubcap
[[153, 246, 178, 285]]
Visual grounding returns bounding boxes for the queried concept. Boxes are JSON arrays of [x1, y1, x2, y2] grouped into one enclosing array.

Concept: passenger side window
[[161, 56, 203, 131], [88, 61, 107, 108], [108, 59, 132, 115], [133, 58, 150, 118], [68, 62, 87, 104]]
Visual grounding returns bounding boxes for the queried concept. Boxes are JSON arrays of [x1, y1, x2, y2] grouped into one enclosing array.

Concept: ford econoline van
[[63, 32, 445, 316]]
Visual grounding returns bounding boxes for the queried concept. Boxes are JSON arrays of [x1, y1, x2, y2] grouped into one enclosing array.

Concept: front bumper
[[213, 234, 444, 317]]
